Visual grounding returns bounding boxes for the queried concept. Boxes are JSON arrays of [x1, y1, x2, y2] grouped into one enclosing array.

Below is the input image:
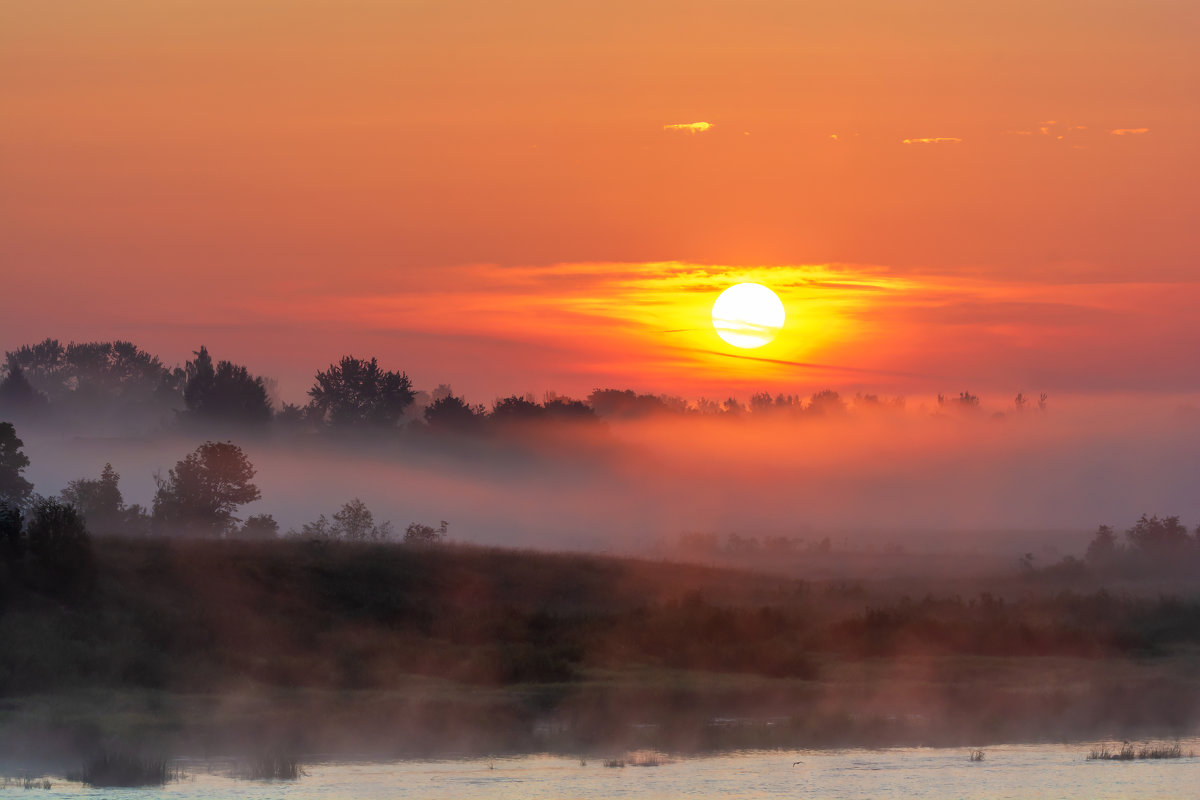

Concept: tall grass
[[69, 752, 180, 787], [238, 753, 305, 780], [1087, 742, 1187, 761]]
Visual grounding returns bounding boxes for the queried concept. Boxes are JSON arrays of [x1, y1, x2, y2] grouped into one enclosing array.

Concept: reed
[[69, 752, 180, 787]]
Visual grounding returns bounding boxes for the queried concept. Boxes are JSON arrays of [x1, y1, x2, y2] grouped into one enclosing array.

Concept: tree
[[0, 421, 34, 505], [4, 339, 184, 421], [806, 390, 846, 416], [490, 395, 544, 424], [153, 441, 261, 537], [1084, 524, 1120, 565], [237, 513, 280, 540], [307, 356, 414, 428], [333, 498, 392, 541], [26, 498, 93, 582], [292, 499, 392, 542], [543, 394, 597, 422], [61, 463, 149, 536], [403, 520, 448, 545], [424, 393, 483, 433], [1125, 514, 1192, 558], [0, 364, 49, 415], [183, 346, 272, 426], [0, 500, 24, 563]]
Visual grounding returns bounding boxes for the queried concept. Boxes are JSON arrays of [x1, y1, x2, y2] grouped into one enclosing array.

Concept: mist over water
[[17, 395, 1200, 554]]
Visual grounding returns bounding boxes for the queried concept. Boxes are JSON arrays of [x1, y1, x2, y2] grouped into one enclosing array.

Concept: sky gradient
[[3, 1, 1198, 404]]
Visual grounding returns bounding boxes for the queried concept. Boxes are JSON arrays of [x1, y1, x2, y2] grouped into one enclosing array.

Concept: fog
[[16, 394, 1200, 557]]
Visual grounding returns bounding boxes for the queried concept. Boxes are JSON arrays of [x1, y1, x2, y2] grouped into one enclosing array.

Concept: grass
[[1087, 742, 1188, 761], [238, 752, 306, 780], [968, 749, 985, 762], [68, 752, 180, 787], [1, 776, 53, 790]]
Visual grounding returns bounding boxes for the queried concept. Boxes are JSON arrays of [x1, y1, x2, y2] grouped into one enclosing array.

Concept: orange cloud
[[663, 122, 713, 133], [901, 137, 962, 145], [1110, 128, 1150, 136]]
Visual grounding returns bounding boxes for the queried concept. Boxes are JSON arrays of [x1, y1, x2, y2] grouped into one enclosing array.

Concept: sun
[[711, 283, 786, 348]]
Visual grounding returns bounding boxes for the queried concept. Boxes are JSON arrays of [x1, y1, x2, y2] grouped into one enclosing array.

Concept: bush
[[26, 499, 92, 583]]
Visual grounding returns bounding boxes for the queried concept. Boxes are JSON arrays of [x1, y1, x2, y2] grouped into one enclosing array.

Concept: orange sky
[[2, 1, 1198, 404]]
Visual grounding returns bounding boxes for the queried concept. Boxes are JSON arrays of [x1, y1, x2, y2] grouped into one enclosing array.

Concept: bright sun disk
[[711, 283, 785, 348]]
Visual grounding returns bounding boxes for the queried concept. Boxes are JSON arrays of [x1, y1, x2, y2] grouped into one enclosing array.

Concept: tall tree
[[307, 356, 414, 428], [183, 346, 272, 426], [0, 421, 34, 505], [153, 441, 261, 537], [424, 393, 483, 433], [61, 463, 148, 536], [5, 339, 183, 418], [0, 364, 49, 414]]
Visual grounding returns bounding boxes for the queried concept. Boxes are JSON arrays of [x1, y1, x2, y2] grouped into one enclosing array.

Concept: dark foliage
[[0, 364, 49, 414], [69, 753, 178, 787], [61, 463, 149, 537], [0, 500, 24, 563], [307, 356, 414, 428], [424, 394, 483, 433], [237, 513, 280, 540], [183, 346, 272, 426], [152, 441, 261, 537], [25, 498, 93, 582], [4, 339, 183, 422], [0, 421, 33, 505]]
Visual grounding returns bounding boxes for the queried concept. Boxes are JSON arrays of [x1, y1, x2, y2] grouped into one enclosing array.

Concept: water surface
[[6, 743, 1199, 799]]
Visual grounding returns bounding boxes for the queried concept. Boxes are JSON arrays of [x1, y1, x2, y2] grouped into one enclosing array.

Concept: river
[[5, 741, 1199, 799]]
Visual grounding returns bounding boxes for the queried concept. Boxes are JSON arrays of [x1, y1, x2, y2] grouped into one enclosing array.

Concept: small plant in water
[[69, 752, 180, 787], [968, 749, 985, 762], [1, 776, 52, 790], [1088, 742, 1185, 761], [239, 752, 305, 781], [602, 758, 625, 768]]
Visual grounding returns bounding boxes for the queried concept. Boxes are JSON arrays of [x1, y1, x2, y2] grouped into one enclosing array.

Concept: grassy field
[[2, 538, 1200, 761]]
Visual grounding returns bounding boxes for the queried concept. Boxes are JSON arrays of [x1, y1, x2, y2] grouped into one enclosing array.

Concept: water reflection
[[5, 743, 1198, 799]]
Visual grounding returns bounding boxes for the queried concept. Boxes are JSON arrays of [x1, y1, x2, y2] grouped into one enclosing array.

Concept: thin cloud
[[1110, 128, 1150, 136], [901, 137, 962, 145], [663, 122, 713, 133]]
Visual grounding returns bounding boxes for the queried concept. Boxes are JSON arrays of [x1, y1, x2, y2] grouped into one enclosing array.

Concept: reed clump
[[1, 776, 52, 790], [602, 758, 625, 768], [968, 749, 985, 762], [69, 752, 180, 787], [239, 752, 306, 780], [1087, 742, 1186, 761]]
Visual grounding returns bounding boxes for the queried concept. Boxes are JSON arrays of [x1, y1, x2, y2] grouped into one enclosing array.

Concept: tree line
[[0, 421, 447, 573], [0, 338, 1045, 435]]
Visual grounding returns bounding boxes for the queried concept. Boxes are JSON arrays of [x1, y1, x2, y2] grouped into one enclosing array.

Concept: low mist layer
[[13, 394, 1200, 557]]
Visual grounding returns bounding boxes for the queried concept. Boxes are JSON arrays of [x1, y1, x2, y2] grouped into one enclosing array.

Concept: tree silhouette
[[4, 339, 183, 419], [0, 364, 49, 415], [61, 463, 149, 537], [0, 500, 24, 563], [424, 393, 483, 433], [153, 441, 261, 537], [236, 513, 280, 540], [0, 421, 34, 505], [403, 520, 448, 545], [26, 498, 93, 583], [543, 394, 597, 422], [1084, 524, 1120, 565], [183, 346, 272, 426], [307, 356, 414, 428], [294, 499, 392, 541], [491, 395, 544, 424], [1125, 514, 1192, 558]]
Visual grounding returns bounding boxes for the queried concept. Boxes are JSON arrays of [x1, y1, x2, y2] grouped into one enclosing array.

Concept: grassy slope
[[2, 538, 1199, 759]]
